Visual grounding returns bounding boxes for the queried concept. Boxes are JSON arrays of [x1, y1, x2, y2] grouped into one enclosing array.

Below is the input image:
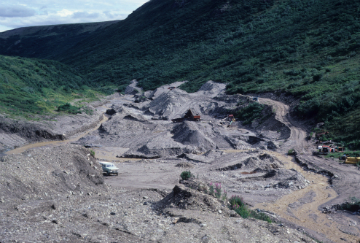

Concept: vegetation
[[90, 150, 96, 157], [235, 102, 265, 125], [0, 55, 108, 118], [57, 103, 81, 114], [180, 171, 193, 180], [288, 149, 296, 155], [340, 197, 360, 212], [229, 195, 272, 223], [0, 0, 360, 146]]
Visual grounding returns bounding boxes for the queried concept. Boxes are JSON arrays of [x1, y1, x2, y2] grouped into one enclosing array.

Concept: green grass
[[0, 55, 111, 118], [1, 0, 360, 147], [229, 195, 272, 223], [325, 151, 360, 158]]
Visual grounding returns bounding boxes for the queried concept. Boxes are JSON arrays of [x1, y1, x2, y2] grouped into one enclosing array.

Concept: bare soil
[[1, 81, 360, 242]]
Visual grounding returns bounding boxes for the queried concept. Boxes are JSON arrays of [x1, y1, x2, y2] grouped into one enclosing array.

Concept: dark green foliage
[[180, 171, 193, 180], [0, 0, 360, 146], [235, 103, 265, 125], [90, 150, 95, 157], [57, 103, 81, 114], [230, 196, 272, 223], [340, 197, 360, 212], [288, 149, 295, 155], [0, 55, 89, 116]]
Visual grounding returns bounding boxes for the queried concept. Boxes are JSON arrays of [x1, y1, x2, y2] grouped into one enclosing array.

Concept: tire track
[[256, 98, 360, 243]]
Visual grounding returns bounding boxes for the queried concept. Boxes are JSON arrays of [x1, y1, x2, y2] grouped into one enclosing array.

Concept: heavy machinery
[[171, 109, 201, 123], [345, 157, 360, 165]]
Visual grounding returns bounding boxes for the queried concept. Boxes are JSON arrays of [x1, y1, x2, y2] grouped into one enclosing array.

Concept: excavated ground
[[1, 81, 359, 242]]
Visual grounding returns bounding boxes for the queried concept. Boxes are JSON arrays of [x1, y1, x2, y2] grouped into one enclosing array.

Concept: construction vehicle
[[228, 117, 236, 127], [345, 157, 360, 165], [171, 109, 201, 123]]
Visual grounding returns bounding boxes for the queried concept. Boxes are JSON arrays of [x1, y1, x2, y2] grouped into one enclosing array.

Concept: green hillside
[[0, 0, 359, 147], [0, 55, 103, 118], [0, 21, 119, 59], [59, 0, 360, 147]]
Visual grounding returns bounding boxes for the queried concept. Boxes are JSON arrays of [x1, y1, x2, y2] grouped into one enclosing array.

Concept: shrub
[[215, 183, 222, 198], [229, 195, 272, 223], [208, 182, 214, 196], [180, 171, 193, 180], [57, 103, 81, 114], [288, 149, 295, 155], [90, 150, 95, 157], [222, 189, 228, 202], [235, 102, 265, 125]]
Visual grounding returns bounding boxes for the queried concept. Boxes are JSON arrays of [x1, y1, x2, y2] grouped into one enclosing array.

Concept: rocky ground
[[0, 81, 359, 242]]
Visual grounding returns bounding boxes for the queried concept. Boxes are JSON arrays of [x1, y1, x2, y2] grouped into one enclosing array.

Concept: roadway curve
[[256, 98, 360, 243]]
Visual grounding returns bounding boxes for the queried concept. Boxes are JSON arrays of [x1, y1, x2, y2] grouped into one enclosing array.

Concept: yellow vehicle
[[345, 157, 360, 164]]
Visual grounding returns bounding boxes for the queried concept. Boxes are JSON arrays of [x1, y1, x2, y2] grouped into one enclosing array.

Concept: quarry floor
[[2, 82, 360, 243]]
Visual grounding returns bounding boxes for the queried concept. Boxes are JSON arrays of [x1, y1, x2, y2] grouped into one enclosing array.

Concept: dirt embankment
[[0, 92, 119, 155], [0, 143, 317, 242]]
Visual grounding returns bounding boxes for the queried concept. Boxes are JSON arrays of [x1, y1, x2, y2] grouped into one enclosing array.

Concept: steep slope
[[0, 21, 119, 59], [59, 0, 360, 148], [0, 0, 360, 146], [0, 55, 96, 117]]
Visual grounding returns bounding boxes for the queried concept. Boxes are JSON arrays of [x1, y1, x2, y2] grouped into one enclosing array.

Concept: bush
[[208, 182, 214, 196], [214, 183, 222, 198], [235, 102, 265, 125], [57, 103, 81, 114], [288, 149, 295, 155], [229, 195, 272, 223], [90, 150, 95, 157], [180, 171, 193, 180]]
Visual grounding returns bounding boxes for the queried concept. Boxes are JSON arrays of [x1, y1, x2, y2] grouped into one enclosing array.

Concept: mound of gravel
[[147, 91, 195, 120], [175, 162, 194, 168], [157, 184, 234, 216], [195, 80, 226, 98], [124, 136, 190, 158], [172, 121, 216, 152]]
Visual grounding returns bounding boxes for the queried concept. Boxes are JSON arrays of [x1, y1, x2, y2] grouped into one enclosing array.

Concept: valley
[[1, 82, 359, 242]]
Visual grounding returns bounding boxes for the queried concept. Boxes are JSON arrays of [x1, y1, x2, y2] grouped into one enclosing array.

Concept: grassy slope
[[0, 0, 359, 146], [0, 55, 103, 118], [59, 0, 360, 147]]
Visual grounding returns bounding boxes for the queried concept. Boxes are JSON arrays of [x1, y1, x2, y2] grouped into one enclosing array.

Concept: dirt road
[[258, 98, 360, 243], [3, 84, 360, 242], [6, 115, 109, 155]]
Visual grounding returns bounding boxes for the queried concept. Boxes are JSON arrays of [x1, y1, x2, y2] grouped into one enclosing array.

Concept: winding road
[[257, 98, 360, 243]]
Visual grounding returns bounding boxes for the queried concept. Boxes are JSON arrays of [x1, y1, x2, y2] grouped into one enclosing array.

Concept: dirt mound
[[175, 162, 194, 168], [146, 81, 187, 100], [172, 121, 216, 152], [147, 91, 195, 120], [195, 80, 226, 98], [123, 136, 190, 158], [157, 183, 234, 216], [0, 145, 104, 203]]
